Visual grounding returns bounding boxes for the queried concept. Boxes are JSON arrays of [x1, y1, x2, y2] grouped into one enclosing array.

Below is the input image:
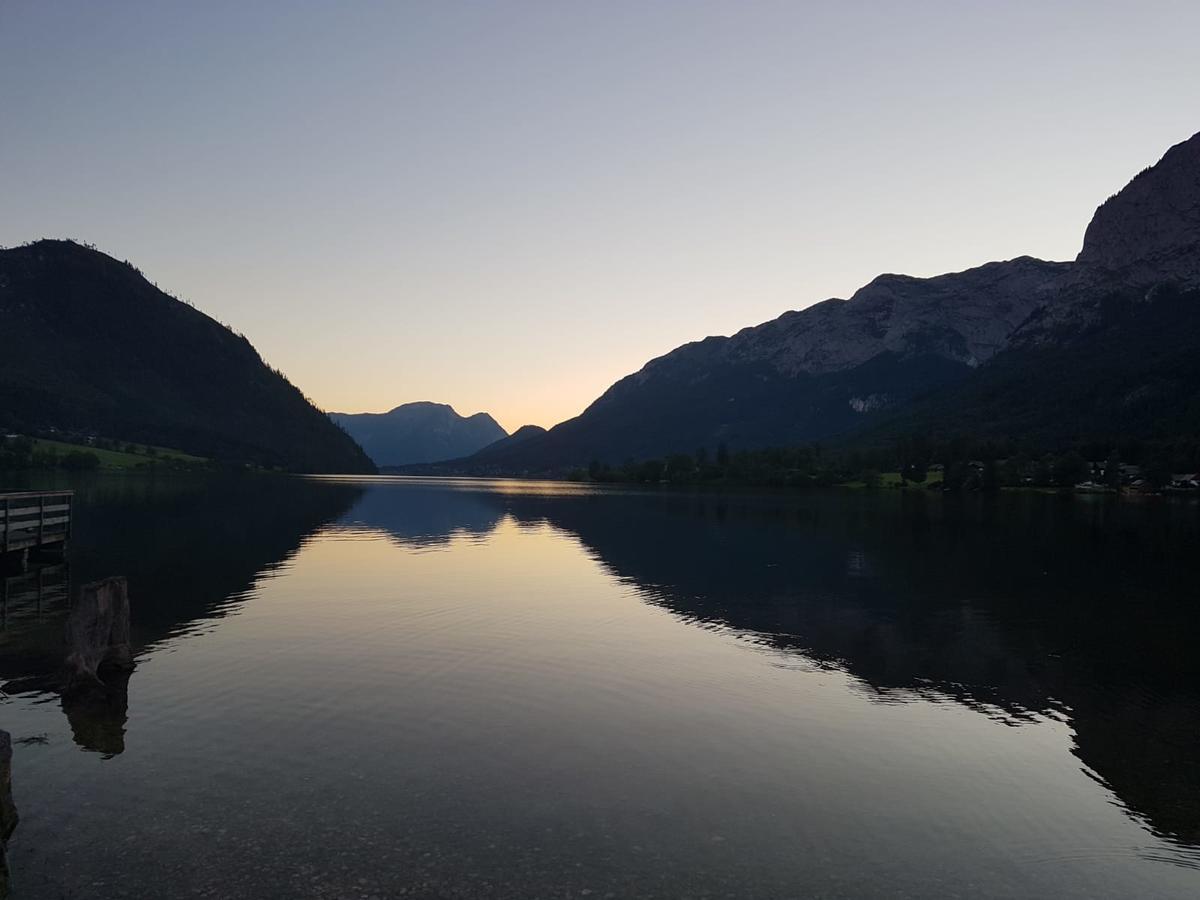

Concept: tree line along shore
[[564, 437, 1200, 494]]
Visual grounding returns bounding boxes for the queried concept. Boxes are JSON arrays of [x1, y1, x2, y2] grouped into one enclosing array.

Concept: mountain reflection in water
[[1, 473, 364, 754], [1, 473, 1197, 899], [334, 478, 1200, 853]]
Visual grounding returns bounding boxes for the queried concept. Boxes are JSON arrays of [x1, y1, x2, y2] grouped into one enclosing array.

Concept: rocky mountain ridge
[[465, 128, 1200, 469], [615, 255, 1070, 393]]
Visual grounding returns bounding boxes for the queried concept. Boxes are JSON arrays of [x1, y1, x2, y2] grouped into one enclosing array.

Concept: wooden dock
[[1, 491, 73, 559]]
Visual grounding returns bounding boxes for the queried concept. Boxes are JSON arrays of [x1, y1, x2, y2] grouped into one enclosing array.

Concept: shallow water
[[2, 474, 1199, 898]]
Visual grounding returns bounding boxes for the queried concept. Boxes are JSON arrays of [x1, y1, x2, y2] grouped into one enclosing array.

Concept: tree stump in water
[[64, 576, 135, 693], [0, 729, 15, 900]]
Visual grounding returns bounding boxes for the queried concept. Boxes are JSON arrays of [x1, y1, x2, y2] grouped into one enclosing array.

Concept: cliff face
[[1076, 131, 1200, 291], [1009, 131, 1200, 345]]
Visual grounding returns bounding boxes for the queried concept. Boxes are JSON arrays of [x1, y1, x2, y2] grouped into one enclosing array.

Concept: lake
[[2, 474, 1199, 898]]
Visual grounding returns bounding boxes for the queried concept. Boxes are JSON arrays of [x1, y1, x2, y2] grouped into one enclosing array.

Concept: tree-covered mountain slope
[[0, 240, 374, 473]]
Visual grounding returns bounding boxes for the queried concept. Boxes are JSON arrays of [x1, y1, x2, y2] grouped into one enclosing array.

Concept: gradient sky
[[3, 1, 1199, 432]]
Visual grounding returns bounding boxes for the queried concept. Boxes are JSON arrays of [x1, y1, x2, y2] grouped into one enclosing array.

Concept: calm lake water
[[2, 473, 1199, 898]]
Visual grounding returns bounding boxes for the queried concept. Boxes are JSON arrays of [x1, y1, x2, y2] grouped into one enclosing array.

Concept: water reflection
[[339, 479, 503, 549], [0, 473, 363, 754], [60, 670, 130, 758], [333, 479, 1200, 851], [2, 473, 1198, 898]]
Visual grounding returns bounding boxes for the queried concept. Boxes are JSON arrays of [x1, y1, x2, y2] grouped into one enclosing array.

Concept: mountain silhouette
[[469, 130, 1200, 469], [0, 240, 374, 473], [330, 402, 506, 467]]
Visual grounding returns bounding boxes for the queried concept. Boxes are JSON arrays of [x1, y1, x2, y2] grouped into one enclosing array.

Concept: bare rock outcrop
[[671, 255, 1071, 378], [1076, 131, 1200, 292], [618, 128, 1200, 384], [1010, 130, 1200, 343]]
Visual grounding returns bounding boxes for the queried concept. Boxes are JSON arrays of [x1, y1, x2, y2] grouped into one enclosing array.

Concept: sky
[[3, 1, 1199, 432]]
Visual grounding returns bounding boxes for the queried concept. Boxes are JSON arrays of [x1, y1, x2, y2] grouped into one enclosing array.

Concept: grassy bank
[[3, 435, 208, 471]]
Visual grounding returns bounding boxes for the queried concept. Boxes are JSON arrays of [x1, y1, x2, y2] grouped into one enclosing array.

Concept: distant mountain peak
[[330, 402, 506, 467], [384, 400, 453, 414]]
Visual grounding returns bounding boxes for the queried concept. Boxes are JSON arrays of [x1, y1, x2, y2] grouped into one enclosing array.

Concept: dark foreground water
[[2, 474, 1199, 898]]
